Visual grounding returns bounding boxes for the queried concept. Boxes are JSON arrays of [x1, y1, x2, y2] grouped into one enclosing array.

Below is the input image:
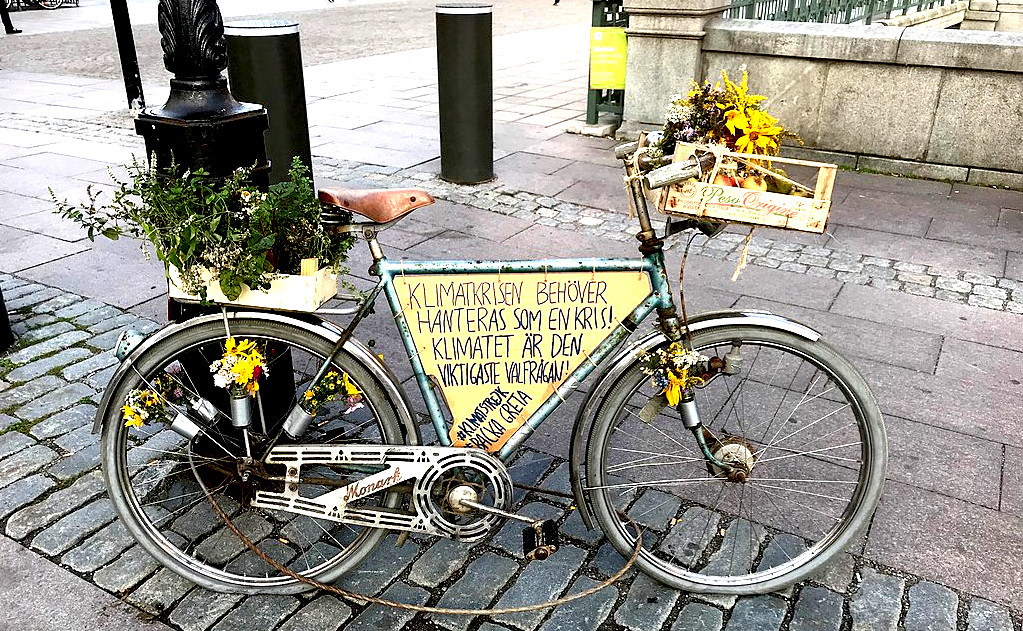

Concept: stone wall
[[622, 12, 1023, 187]]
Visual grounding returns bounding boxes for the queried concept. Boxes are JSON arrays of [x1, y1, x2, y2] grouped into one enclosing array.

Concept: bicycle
[[92, 141, 887, 597], [5, 0, 72, 10]]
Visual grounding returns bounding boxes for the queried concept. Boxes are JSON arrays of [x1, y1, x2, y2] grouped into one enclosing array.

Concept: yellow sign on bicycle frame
[[393, 271, 650, 452]]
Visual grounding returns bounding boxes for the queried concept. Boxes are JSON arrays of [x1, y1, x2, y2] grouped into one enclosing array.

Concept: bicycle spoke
[[584, 476, 720, 491], [757, 400, 848, 459], [754, 442, 862, 465]]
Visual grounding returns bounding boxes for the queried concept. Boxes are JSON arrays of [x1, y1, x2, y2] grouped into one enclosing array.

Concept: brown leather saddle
[[318, 187, 435, 225]]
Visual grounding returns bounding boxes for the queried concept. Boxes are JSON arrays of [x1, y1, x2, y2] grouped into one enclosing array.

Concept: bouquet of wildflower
[[209, 338, 269, 398], [639, 342, 709, 406], [656, 69, 800, 161], [300, 370, 364, 416], [122, 373, 185, 429]]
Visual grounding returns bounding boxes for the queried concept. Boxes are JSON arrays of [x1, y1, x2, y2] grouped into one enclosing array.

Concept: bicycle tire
[[37, 0, 62, 9], [99, 315, 408, 594], [584, 325, 886, 594]]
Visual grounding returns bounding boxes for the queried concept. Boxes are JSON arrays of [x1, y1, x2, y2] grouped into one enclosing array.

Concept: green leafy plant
[[53, 157, 355, 301]]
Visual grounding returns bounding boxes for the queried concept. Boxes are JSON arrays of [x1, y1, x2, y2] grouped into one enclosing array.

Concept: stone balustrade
[[621, 8, 1023, 187]]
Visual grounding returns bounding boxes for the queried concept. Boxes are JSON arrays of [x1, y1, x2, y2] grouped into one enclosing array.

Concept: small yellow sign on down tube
[[392, 271, 651, 452]]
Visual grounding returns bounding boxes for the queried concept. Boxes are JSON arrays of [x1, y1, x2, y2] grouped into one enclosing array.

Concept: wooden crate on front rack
[[655, 142, 837, 234]]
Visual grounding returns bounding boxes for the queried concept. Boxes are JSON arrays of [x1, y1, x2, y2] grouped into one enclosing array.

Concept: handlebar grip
[[643, 152, 719, 189], [644, 159, 700, 189], [614, 141, 640, 160]]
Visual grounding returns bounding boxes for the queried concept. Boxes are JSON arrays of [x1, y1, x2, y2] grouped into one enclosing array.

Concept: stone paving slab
[[866, 480, 1023, 609], [0, 534, 171, 631]]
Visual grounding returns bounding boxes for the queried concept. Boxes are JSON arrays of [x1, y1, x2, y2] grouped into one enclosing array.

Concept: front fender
[[92, 313, 421, 447], [567, 310, 819, 530]]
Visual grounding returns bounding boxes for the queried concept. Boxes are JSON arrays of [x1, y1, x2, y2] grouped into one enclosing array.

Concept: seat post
[[364, 227, 386, 268]]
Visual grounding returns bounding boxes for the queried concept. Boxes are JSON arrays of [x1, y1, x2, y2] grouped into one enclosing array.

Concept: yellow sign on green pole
[[589, 27, 627, 90]]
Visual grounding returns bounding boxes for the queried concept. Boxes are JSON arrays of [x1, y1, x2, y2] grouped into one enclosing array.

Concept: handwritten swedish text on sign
[[394, 272, 651, 452]]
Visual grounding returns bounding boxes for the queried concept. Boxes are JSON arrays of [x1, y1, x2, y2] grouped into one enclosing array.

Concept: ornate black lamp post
[[135, 0, 270, 185], [138, 1, 295, 424]]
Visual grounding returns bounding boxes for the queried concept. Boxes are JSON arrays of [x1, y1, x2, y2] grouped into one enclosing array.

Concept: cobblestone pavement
[[2, 273, 1022, 631]]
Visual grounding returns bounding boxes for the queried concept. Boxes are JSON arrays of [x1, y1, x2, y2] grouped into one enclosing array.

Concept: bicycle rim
[[100, 317, 406, 594], [586, 326, 886, 593]]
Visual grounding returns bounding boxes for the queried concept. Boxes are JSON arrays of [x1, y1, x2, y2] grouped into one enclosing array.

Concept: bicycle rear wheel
[[99, 315, 408, 594], [585, 325, 886, 594]]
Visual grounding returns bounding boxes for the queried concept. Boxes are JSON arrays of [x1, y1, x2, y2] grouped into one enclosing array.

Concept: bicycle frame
[[318, 170, 688, 463], [361, 250, 676, 462]]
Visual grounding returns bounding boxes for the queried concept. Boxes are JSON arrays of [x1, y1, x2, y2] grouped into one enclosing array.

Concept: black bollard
[[436, 3, 494, 184], [225, 19, 313, 186], [0, 289, 13, 353]]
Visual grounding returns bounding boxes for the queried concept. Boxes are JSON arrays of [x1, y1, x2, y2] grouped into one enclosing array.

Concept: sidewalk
[[2, 12, 1023, 631]]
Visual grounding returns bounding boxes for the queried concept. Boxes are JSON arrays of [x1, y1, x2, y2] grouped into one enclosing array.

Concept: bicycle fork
[[626, 169, 748, 474]]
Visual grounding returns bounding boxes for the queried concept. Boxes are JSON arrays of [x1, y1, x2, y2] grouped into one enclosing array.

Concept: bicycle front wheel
[[99, 315, 408, 594], [585, 325, 886, 594]]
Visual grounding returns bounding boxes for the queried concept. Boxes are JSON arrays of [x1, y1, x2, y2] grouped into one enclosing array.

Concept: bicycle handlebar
[[613, 141, 718, 189]]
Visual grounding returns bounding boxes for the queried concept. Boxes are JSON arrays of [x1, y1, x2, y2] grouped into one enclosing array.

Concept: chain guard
[[250, 445, 513, 542]]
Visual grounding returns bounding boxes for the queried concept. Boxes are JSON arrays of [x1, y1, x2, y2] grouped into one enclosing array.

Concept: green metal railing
[[725, 0, 953, 23]]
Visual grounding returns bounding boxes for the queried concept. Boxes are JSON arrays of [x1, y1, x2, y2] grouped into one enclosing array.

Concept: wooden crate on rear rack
[[656, 142, 837, 234], [168, 258, 338, 312]]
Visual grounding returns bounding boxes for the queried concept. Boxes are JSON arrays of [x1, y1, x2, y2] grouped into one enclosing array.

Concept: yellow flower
[[732, 109, 783, 156], [233, 357, 256, 384], [122, 405, 144, 428], [342, 372, 362, 396], [225, 337, 257, 357], [664, 372, 686, 406], [724, 110, 748, 136], [304, 390, 315, 400], [722, 70, 766, 110]]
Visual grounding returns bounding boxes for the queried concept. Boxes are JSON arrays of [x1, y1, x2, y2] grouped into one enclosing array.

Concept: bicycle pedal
[[522, 519, 559, 561]]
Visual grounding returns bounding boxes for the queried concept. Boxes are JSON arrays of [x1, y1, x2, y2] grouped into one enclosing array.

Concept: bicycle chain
[[205, 492, 643, 615]]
